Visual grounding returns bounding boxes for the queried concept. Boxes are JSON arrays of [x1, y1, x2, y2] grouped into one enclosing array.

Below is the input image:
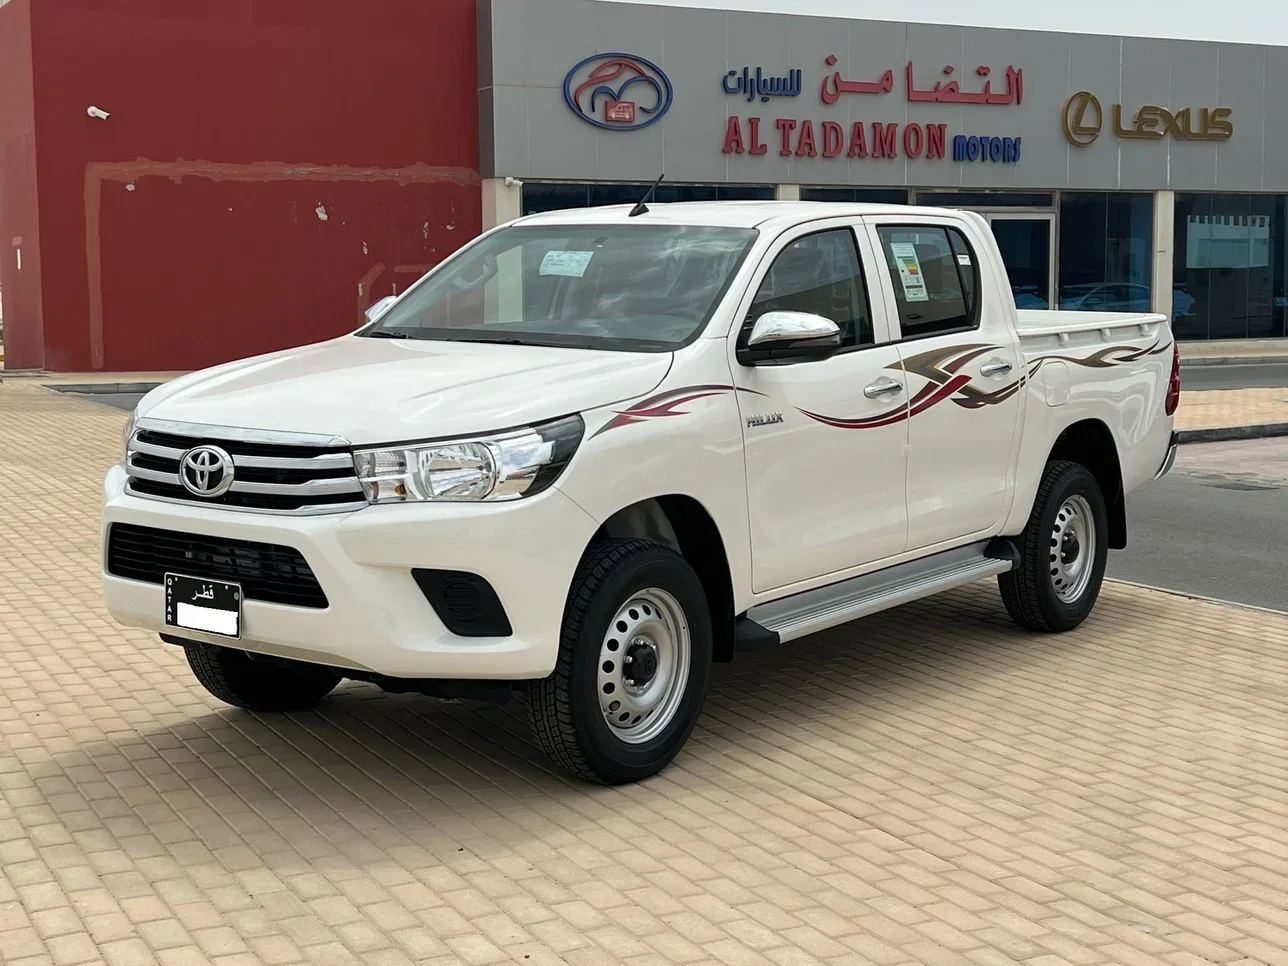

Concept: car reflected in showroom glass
[[1059, 282, 1196, 324]]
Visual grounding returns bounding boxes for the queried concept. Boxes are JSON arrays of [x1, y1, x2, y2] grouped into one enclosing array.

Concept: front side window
[[361, 224, 758, 352], [747, 228, 873, 348], [877, 225, 979, 338]]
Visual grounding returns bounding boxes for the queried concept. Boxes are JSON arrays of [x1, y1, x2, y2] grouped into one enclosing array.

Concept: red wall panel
[[23, 0, 480, 371], [0, 0, 44, 370], [94, 170, 477, 371]]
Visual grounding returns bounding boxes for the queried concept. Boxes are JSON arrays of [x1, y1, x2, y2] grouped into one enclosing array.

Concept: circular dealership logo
[[179, 445, 235, 498], [1062, 91, 1103, 146], [563, 53, 673, 131]]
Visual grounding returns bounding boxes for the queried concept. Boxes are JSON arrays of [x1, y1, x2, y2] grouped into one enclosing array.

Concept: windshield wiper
[[366, 329, 410, 339], [453, 337, 554, 347]]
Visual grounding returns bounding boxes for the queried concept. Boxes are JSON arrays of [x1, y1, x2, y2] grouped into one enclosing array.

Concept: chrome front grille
[[125, 421, 366, 515]]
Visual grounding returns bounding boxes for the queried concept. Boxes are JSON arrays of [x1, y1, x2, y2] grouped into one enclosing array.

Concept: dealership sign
[[1061, 91, 1233, 146], [563, 51, 1022, 165], [721, 56, 1022, 163], [563, 53, 674, 130], [720, 118, 1021, 164]]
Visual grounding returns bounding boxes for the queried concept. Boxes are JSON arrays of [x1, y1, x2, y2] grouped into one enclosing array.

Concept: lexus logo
[[1062, 91, 1103, 145], [179, 445, 235, 498]]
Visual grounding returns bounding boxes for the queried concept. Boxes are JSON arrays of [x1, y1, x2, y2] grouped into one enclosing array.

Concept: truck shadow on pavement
[[45, 582, 1124, 870]]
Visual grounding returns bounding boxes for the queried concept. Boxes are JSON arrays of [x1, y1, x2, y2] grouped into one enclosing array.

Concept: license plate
[[165, 573, 242, 639]]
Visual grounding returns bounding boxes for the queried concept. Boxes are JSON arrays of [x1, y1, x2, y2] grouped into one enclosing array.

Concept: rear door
[[734, 219, 910, 593], [862, 214, 1025, 552]]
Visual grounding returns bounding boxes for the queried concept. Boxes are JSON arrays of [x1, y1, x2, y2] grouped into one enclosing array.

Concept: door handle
[[980, 359, 1013, 377], [864, 378, 904, 399]]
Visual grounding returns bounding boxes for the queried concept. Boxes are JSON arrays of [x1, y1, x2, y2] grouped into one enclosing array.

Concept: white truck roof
[[514, 200, 967, 231]]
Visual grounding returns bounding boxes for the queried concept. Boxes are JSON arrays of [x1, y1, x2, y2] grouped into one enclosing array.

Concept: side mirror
[[365, 295, 397, 323], [737, 311, 842, 366]]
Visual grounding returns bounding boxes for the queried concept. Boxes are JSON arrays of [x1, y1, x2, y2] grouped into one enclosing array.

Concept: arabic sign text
[[724, 58, 1025, 105], [724, 67, 803, 102]]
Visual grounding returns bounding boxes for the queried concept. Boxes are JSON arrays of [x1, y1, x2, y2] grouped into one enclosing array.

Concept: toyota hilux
[[103, 201, 1180, 784]]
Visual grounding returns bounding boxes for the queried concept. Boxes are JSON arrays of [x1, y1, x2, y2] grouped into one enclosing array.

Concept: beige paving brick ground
[[1175, 388, 1288, 431], [3, 381, 1288, 966]]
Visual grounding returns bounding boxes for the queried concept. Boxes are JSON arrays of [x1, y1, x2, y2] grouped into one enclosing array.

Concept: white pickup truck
[[103, 201, 1180, 784]]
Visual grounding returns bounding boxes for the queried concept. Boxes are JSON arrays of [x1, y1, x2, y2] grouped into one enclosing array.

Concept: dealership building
[[1, 0, 1285, 372], [478, 0, 1288, 343]]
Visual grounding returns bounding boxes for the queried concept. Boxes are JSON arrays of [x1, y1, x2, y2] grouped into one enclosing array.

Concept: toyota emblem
[[179, 445, 235, 498]]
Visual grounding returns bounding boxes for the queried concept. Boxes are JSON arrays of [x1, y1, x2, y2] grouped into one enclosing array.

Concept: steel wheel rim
[[596, 588, 691, 745], [1051, 494, 1096, 603]]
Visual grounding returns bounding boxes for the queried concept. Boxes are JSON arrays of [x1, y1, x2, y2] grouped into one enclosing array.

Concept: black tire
[[999, 460, 1109, 633], [528, 539, 713, 785], [184, 643, 342, 712]]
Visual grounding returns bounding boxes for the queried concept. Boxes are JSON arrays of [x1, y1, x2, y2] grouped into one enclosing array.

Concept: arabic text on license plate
[[165, 573, 242, 639]]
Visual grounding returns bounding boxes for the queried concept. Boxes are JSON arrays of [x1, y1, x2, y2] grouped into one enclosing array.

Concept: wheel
[[528, 539, 713, 784], [184, 643, 342, 711], [998, 460, 1109, 633]]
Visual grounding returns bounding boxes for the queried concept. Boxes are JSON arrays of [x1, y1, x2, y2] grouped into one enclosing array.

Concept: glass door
[[985, 213, 1056, 310]]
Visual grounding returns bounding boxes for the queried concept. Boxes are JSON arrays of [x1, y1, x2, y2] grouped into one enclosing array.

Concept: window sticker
[[957, 253, 972, 266], [539, 250, 594, 277], [888, 242, 929, 302]]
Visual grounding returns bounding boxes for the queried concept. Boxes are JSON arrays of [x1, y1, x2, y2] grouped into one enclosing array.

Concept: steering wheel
[[449, 256, 499, 292]]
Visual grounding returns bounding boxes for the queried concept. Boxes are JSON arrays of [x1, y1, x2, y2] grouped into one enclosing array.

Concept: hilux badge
[[746, 412, 784, 428]]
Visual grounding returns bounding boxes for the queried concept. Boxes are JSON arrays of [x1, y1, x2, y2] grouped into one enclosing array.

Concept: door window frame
[[867, 221, 984, 343], [729, 217, 899, 357], [861, 212, 1016, 344]]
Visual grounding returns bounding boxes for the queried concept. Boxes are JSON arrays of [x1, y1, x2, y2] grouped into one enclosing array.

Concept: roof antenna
[[628, 173, 665, 217]]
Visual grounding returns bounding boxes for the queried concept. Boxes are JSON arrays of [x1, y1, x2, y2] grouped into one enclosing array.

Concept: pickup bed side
[[1003, 310, 1175, 545]]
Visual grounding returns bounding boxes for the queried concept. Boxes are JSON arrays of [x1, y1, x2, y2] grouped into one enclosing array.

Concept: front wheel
[[998, 460, 1109, 633], [528, 539, 713, 784], [184, 643, 342, 711]]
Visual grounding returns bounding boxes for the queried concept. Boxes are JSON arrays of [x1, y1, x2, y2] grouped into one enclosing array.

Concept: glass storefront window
[[521, 182, 774, 216], [916, 191, 1054, 208], [1058, 193, 1154, 318], [522, 183, 593, 214], [1172, 194, 1287, 340], [990, 217, 1053, 309], [800, 188, 910, 204]]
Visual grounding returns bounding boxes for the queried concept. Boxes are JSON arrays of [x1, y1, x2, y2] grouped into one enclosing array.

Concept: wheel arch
[[1046, 418, 1126, 550], [589, 495, 737, 662]]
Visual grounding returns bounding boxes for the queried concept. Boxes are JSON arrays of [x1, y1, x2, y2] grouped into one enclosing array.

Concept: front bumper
[[1154, 431, 1180, 480], [101, 465, 599, 679]]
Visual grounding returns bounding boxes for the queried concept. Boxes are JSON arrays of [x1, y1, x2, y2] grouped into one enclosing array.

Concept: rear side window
[[877, 225, 979, 338]]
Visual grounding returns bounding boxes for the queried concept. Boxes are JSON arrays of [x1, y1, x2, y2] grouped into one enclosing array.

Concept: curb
[[1176, 422, 1288, 444], [1180, 355, 1288, 367], [1107, 578, 1288, 617], [46, 382, 163, 395]]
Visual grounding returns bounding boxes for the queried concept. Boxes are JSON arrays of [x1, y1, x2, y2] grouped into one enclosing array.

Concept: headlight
[[354, 415, 584, 504], [122, 408, 140, 457]]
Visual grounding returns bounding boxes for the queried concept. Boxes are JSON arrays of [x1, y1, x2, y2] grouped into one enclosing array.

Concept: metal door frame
[[982, 211, 1058, 310]]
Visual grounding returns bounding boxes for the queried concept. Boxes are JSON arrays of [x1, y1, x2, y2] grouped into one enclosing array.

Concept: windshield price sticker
[[889, 243, 929, 302], [540, 250, 595, 278]]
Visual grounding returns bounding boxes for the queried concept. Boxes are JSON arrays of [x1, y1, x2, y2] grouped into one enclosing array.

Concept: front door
[[736, 223, 910, 593], [985, 213, 1056, 310]]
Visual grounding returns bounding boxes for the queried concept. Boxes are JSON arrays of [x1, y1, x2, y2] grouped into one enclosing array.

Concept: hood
[[139, 335, 673, 444]]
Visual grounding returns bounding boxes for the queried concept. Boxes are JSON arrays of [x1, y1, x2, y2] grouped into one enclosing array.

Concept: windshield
[[360, 224, 758, 351]]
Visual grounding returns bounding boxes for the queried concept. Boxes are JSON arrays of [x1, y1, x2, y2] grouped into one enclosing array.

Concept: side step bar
[[736, 540, 1014, 649]]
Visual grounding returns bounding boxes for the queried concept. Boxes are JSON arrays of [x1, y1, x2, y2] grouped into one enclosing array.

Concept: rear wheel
[[998, 460, 1109, 633], [184, 643, 342, 711], [528, 539, 713, 784]]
